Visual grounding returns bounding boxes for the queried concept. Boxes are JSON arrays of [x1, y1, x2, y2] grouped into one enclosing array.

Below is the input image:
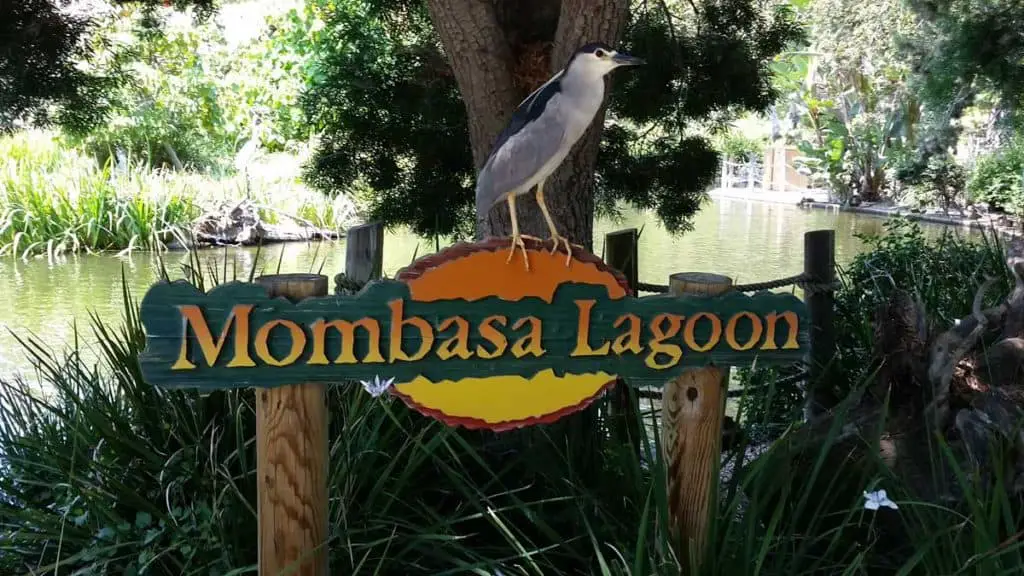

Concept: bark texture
[[427, 0, 630, 251]]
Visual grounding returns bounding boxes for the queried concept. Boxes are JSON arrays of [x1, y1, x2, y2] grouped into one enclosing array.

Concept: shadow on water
[[0, 199, 976, 379]]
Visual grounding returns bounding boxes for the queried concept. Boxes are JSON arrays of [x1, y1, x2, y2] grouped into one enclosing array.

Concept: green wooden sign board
[[140, 279, 808, 387], [138, 240, 810, 430]]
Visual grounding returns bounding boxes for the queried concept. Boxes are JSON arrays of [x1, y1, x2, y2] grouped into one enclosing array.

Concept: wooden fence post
[[662, 272, 733, 573], [604, 228, 640, 452], [345, 222, 384, 285], [254, 273, 330, 576], [803, 229, 836, 419]]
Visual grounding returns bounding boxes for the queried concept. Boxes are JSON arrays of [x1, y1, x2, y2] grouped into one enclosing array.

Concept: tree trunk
[[426, 0, 630, 251]]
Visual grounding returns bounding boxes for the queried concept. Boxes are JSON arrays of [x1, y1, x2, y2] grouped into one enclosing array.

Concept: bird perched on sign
[[475, 42, 644, 271]]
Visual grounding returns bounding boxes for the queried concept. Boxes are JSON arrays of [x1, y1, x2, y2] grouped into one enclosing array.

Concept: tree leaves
[[302, 0, 804, 239]]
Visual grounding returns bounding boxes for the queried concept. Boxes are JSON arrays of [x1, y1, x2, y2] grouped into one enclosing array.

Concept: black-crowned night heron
[[475, 42, 644, 270]]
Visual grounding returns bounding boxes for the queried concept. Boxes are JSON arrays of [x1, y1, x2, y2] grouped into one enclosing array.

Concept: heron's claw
[[506, 234, 530, 271], [546, 234, 582, 267]]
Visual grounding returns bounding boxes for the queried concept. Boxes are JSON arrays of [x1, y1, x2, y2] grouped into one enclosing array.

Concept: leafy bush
[[717, 132, 766, 162], [737, 218, 1007, 422], [901, 153, 968, 211], [62, 3, 320, 172], [967, 137, 1024, 214], [832, 217, 1010, 394]]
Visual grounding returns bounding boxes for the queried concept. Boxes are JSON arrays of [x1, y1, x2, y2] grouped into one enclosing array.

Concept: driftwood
[[186, 199, 340, 248], [745, 257, 1024, 544]]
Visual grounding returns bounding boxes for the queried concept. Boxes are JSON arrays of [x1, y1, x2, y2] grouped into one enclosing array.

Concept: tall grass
[[0, 131, 361, 259], [1, 239, 1022, 574], [0, 131, 199, 258]]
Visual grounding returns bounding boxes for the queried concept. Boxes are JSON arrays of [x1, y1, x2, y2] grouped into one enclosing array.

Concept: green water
[[0, 199, 972, 379]]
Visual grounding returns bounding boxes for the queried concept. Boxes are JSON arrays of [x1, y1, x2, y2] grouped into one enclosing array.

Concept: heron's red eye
[[595, 49, 605, 58]]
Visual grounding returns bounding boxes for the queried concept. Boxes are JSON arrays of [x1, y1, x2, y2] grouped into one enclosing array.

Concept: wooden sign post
[[136, 237, 811, 571], [662, 273, 733, 572], [253, 274, 329, 576]]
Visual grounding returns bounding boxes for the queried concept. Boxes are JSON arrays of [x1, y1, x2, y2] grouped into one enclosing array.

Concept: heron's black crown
[[574, 42, 614, 55]]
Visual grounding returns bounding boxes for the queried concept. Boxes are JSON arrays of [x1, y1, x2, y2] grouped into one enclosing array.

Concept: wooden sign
[[139, 237, 809, 430]]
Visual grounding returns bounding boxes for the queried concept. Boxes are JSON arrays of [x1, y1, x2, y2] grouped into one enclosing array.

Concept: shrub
[[717, 132, 766, 162], [832, 217, 1009, 396], [967, 137, 1024, 214], [901, 153, 968, 211], [62, 3, 319, 172], [737, 218, 1008, 424]]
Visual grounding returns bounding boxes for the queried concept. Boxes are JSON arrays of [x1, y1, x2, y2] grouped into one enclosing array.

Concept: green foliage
[[967, 136, 1024, 215], [302, 0, 805, 239], [738, 218, 1008, 421], [62, 3, 322, 172], [0, 0, 111, 133], [901, 153, 968, 211], [734, 365, 803, 427], [66, 10, 236, 170], [716, 132, 765, 161], [0, 0, 216, 133], [832, 218, 1010, 392], [789, 0, 922, 202], [904, 0, 1024, 160], [0, 131, 198, 257]]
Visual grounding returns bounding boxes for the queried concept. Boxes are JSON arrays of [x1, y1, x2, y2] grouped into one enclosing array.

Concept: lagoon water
[[0, 199, 974, 380]]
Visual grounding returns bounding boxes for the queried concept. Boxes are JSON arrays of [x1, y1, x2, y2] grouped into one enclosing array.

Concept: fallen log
[[184, 199, 341, 248]]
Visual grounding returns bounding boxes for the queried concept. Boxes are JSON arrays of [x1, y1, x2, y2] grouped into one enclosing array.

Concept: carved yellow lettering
[[476, 315, 508, 359], [571, 299, 610, 356], [388, 300, 434, 362], [612, 313, 643, 355], [172, 304, 256, 370], [511, 316, 545, 358], [725, 312, 763, 351], [684, 312, 722, 353], [646, 313, 682, 369], [763, 311, 800, 350], [437, 316, 473, 360], [308, 318, 384, 365], [254, 319, 306, 367]]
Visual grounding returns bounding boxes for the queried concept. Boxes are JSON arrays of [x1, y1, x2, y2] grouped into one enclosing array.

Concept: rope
[[334, 272, 366, 295], [637, 273, 840, 295]]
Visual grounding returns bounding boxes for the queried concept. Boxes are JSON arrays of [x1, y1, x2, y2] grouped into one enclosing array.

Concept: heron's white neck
[[558, 63, 609, 121]]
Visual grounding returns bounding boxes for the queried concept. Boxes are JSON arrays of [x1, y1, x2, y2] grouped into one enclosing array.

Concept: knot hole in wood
[[686, 386, 699, 402]]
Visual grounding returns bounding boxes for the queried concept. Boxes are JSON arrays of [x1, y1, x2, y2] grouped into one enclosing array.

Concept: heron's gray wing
[[476, 98, 567, 210]]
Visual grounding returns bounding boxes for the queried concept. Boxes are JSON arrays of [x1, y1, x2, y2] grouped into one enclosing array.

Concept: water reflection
[[0, 199, 976, 379]]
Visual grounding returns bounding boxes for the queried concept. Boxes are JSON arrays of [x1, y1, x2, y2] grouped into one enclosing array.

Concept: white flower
[[360, 375, 395, 398], [863, 489, 898, 511]]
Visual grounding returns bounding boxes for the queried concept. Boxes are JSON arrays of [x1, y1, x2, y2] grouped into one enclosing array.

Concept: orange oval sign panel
[[391, 236, 630, 431]]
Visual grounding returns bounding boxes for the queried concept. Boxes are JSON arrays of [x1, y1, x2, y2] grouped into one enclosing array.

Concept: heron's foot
[[546, 233, 582, 267], [506, 233, 531, 271]]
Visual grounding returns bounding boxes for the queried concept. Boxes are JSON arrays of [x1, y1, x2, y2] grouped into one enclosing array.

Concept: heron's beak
[[612, 52, 645, 67]]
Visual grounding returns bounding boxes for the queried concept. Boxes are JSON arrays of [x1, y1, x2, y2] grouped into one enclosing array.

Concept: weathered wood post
[[345, 222, 384, 286], [803, 229, 836, 419], [254, 273, 330, 576], [662, 272, 733, 572], [604, 228, 640, 451]]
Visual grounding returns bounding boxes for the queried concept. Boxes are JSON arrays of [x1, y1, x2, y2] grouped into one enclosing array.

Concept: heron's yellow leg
[[505, 195, 530, 271], [536, 180, 581, 267]]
